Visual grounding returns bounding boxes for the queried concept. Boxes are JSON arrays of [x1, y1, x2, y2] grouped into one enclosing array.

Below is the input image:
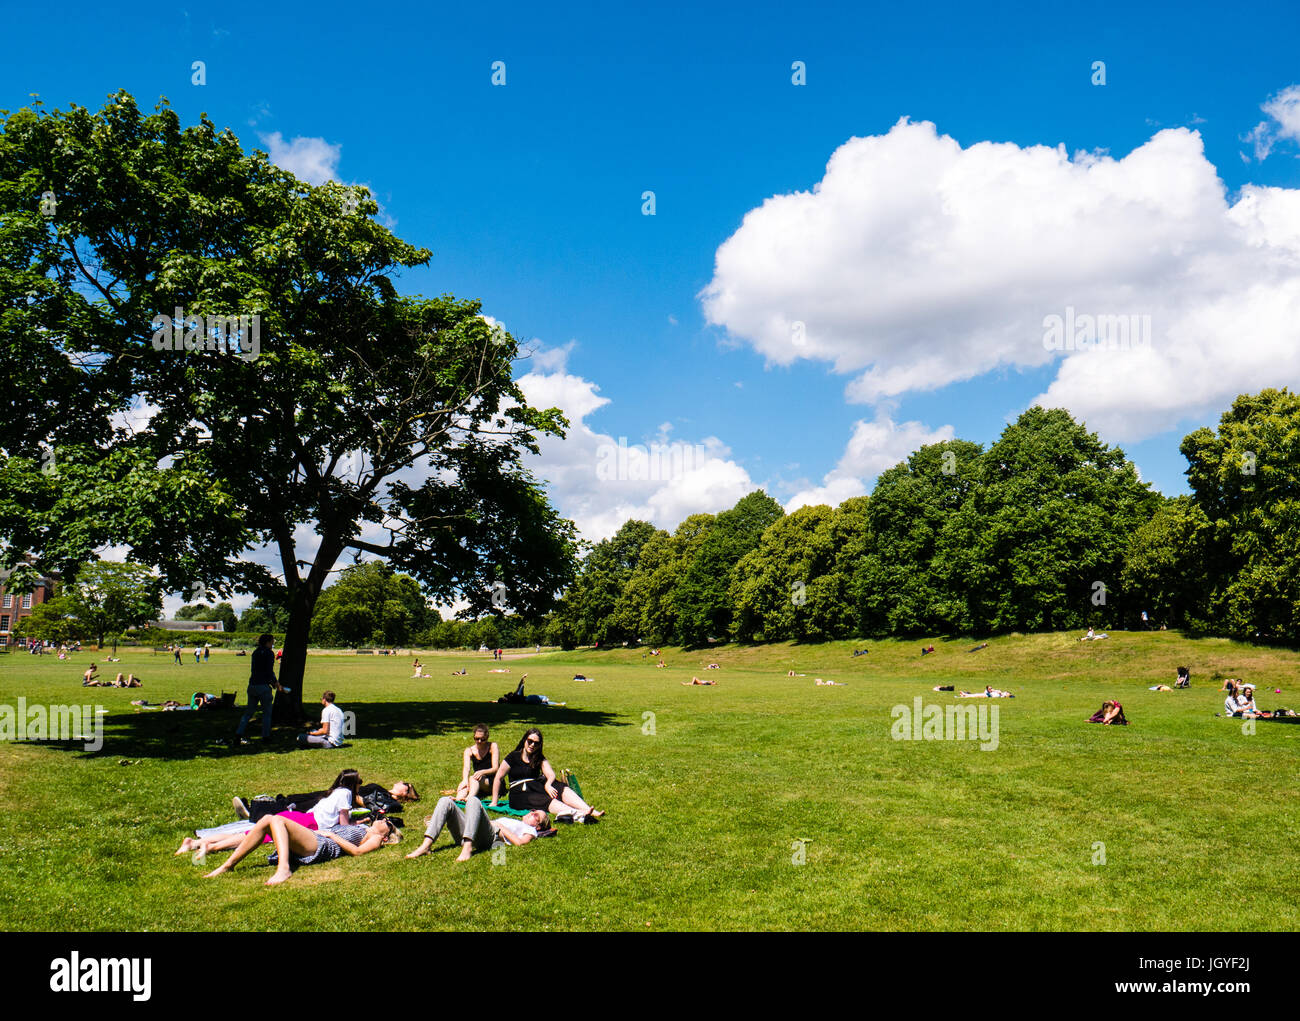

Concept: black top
[[504, 749, 543, 784], [470, 746, 494, 772], [249, 645, 276, 687]]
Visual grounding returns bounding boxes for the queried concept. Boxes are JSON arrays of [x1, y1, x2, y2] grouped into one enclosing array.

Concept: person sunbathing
[[174, 809, 319, 857], [1088, 700, 1127, 725], [921, 645, 935, 655], [1148, 684, 1174, 691], [705, 663, 720, 670], [655, 660, 667, 668], [1230, 685, 1271, 718], [968, 642, 990, 652], [957, 686, 1013, 698], [455, 725, 500, 801], [81, 664, 99, 685], [405, 796, 551, 862], [450, 667, 467, 675], [203, 815, 400, 886], [488, 728, 604, 822], [496, 675, 564, 706], [683, 676, 716, 685], [787, 671, 807, 677], [815, 679, 845, 686]]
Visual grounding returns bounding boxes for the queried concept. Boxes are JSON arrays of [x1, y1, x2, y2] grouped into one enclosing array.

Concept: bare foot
[[588, 808, 606, 818], [405, 841, 433, 859], [455, 847, 473, 862], [174, 838, 195, 855], [202, 865, 230, 878], [265, 867, 293, 886]]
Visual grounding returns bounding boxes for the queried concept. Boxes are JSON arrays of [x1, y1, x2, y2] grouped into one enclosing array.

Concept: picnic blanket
[[456, 800, 531, 818]]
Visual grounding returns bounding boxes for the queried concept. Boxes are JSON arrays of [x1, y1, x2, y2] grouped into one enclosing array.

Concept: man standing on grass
[[298, 690, 346, 748], [233, 633, 282, 745]]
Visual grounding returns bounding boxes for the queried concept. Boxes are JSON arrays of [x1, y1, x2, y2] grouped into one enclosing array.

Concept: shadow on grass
[[59, 700, 623, 762]]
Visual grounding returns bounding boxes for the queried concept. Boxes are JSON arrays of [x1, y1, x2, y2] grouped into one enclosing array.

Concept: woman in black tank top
[[489, 728, 606, 821], [456, 725, 500, 800]]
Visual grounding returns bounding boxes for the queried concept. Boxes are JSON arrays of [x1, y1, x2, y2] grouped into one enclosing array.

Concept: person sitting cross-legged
[[298, 690, 345, 748], [405, 796, 550, 863]]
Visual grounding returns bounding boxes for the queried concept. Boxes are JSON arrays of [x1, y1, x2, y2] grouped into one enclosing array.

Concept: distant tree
[[1121, 496, 1213, 629], [67, 561, 162, 652], [673, 491, 784, 646], [12, 594, 80, 645], [856, 441, 983, 635], [934, 408, 1157, 633], [560, 520, 659, 645], [1180, 388, 1300, 639]]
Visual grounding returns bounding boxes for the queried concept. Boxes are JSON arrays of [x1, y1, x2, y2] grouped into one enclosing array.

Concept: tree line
[[547, 391, 1300, 647]]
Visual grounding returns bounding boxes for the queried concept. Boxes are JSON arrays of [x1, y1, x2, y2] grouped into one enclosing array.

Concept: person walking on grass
[[233, 633, 282, 746]]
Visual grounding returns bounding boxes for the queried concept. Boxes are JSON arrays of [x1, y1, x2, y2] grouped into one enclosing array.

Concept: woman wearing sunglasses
[[455, 724, 500, 801], [489, 728, 605, 823]]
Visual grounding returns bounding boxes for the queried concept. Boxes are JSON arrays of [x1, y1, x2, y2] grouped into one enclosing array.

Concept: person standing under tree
[[233, 633, 282, 746]]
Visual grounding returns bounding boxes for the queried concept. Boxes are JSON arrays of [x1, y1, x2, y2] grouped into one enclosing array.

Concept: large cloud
[[701, 115, 1300, 441], [783, 409, 953, 511], [517, 351, 757, 542]]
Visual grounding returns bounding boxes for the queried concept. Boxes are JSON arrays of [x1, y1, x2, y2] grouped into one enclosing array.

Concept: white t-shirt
[[321, 703, 345, 746], [493, 818, 538, 842], [311, 787, 354, 830]]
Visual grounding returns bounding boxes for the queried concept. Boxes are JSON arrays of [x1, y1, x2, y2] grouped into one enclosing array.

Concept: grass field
[[1, 632, 1298, 931]]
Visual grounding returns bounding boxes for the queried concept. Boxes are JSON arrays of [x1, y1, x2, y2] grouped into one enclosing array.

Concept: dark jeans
[[236, 684, 275, 739]]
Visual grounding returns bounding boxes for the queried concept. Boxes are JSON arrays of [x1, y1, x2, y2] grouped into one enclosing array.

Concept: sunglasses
[[525, 738, 539, 746]]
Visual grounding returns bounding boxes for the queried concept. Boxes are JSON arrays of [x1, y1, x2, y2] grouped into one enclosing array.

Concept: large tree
[[934, 408, 1157, 633], [0, 92, 578, 716], [66, 560, 162, 652], [1179, 388, 1300, 639]]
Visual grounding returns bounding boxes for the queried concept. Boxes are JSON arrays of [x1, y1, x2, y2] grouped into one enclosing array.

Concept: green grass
[[1, 631, 1298, 931]]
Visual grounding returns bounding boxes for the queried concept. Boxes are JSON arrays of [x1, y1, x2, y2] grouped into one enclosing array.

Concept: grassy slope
[[1, 631, 1297, 931]]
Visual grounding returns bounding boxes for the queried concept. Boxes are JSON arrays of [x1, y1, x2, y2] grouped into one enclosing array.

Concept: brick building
[[0, 565, 60, 644]]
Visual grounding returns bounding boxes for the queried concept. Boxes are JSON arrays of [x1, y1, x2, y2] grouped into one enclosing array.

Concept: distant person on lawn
[[234, 633, 282, 745], [299, 691, 346, 748], [1088, 700, 1127, 725]]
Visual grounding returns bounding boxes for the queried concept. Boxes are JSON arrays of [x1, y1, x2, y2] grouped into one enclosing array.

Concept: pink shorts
[[261, 810, 318, 843]]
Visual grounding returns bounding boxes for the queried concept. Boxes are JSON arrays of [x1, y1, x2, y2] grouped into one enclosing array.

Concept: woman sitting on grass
[[489, 728, 605, 823], [456, 724, 500, 801], [202, 815, 400, 886], [1088, 700, 1127, 725]]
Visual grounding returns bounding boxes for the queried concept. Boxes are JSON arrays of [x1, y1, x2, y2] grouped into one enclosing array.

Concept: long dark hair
[[328, 769, 361, 797], [513, 728, 546, 768]]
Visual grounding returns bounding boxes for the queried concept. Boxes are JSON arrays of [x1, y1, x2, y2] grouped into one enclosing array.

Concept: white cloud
[[517, 354, 758, 541], [1244, 85, 1300, 161], [259, 131, 342, 185], [701, 114, 1300, 442], [783, 410, 953, 511]]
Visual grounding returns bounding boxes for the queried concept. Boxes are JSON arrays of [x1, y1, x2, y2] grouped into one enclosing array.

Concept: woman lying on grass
[[957, 686, 1014, 698], [174, 810, 319, 857], [203, 815, 401, 886], [683, 676, 716, 685], [1088, 700, 1127, 725]]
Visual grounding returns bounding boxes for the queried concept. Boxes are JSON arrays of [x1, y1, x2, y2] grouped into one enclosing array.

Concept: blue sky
[[5, 1, 1300, 592]]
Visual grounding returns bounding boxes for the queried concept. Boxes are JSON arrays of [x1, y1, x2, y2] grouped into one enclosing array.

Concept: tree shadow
[[56, 700, 623, 762]]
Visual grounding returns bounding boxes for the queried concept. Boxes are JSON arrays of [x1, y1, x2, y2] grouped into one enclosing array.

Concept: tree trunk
[[274, 594, 314, 725]]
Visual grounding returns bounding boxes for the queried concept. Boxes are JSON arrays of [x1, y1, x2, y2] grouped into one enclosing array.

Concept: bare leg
[[204, 817, 275, 877], [557, 787, 604, 818]]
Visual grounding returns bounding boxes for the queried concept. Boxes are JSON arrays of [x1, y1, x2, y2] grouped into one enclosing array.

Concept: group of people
[[81, 665, 142, 687], [171, 644, 212, 664], [1222, 680, 1272, 718], [190, 725, 604, 883]]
